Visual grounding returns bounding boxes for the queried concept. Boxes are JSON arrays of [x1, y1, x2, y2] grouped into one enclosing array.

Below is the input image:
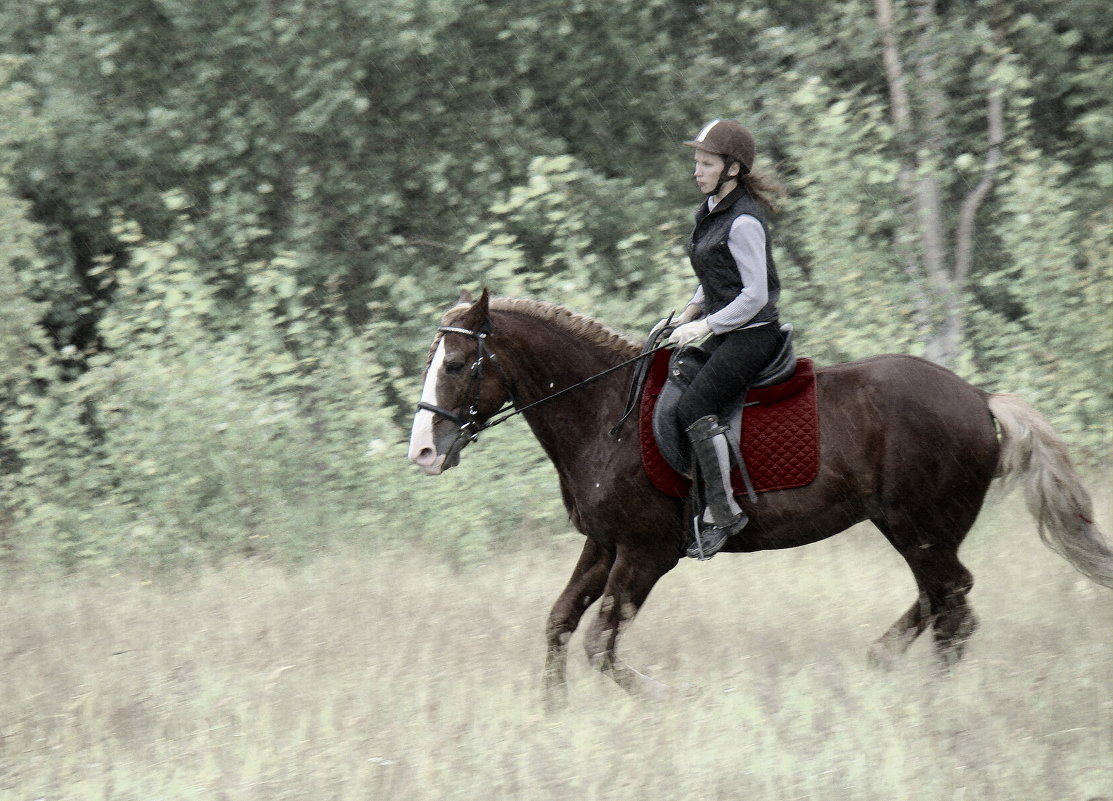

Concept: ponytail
[[742, 163, 786, 214]]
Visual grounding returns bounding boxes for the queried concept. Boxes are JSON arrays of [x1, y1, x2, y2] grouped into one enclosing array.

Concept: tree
[[874, 0, 1006, 367], [0, 55, 54, 479]]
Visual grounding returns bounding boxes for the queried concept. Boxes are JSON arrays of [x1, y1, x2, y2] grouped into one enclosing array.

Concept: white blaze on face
[[408, 339, 447, 474]]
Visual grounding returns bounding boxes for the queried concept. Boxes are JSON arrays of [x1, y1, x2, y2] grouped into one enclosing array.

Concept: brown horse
[[407, 290, 1112, 708]]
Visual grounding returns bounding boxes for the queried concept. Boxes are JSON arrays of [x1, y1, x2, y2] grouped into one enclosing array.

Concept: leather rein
[[415, 323, 672, 452]]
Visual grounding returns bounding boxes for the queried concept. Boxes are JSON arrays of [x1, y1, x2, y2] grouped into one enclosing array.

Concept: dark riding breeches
[[675, 323, 784, 430]]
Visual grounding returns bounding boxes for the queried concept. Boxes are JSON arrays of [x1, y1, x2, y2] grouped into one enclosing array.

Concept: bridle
[[415, 324, 511, 452], [415, 322, 672, 454]]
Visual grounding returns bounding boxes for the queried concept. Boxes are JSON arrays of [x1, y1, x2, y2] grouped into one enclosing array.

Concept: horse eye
[[444, 361, 466, 376]]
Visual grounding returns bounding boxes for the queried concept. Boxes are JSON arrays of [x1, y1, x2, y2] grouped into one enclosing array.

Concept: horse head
[[407, 289, 513, 475]]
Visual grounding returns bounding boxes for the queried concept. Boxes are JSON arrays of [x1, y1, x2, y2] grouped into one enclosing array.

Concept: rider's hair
[[741, 162, 785, 215]]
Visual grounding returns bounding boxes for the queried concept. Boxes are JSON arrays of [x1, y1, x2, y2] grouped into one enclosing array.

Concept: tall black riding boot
[[685, 415, 749, 560]]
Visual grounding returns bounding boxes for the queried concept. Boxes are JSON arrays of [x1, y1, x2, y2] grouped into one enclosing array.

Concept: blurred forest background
[[0, 0, 1109, 571]]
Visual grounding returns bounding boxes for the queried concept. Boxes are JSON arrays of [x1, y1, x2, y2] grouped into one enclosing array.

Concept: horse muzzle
[[409, 445, 447, 475], [409, 443, 465, 475], [407, 415, 471, 475]]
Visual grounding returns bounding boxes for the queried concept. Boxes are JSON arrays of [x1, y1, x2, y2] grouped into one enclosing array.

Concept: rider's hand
[[648, 317, 673, 340], [674, 305, 700, 326], [667, 319, 712, 347]]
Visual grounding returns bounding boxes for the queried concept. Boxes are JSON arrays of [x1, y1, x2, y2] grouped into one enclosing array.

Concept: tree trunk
[[875, 0, 934, 344], [874, 0, 1005, 369]]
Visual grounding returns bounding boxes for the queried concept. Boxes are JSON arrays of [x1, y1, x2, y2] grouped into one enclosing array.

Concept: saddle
[[653, 325, 797, 478], [625, 324, 821, 499]]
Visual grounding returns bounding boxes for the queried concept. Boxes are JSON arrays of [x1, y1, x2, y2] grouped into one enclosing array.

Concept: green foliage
[[774, 83, 919, 364], [1, 216, 575, 570], [3, 221, 390, 568], [972, 154, 1113, 459], [459, 154, 692, 330], [0, 0, 1108, 570], [0, 54, 58, 540]]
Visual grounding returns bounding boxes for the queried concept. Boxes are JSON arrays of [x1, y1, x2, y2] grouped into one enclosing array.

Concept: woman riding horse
[[409, 291, 1113, 709], [665, 119, 788, 559]]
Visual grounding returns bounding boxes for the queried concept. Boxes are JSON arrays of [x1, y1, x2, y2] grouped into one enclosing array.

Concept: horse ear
[[454, 287, 490, 330], [455, 289, 474, 306]]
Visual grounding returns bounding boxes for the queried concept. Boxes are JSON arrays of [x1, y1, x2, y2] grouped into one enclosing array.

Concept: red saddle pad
[[639, 352, 820, 497]]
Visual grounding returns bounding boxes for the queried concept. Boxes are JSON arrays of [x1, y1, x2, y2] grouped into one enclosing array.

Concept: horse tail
[[988, 393, 1113, 588]]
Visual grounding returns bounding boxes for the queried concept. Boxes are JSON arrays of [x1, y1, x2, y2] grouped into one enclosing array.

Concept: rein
[[416, 324, 672, 450]]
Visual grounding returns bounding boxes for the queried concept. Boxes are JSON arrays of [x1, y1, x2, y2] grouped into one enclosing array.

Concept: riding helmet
[[683, 119, 756, 174]]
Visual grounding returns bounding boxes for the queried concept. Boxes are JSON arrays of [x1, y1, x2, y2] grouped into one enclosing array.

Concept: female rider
[[664, 119, 786, 560]]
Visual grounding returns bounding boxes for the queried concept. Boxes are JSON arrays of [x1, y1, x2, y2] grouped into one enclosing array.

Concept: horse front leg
[[543, 538, 615, 712], [582, 545, 677, 701]]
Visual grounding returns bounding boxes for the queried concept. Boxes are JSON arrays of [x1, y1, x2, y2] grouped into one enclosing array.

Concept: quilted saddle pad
[[639, 352, 820, 497]]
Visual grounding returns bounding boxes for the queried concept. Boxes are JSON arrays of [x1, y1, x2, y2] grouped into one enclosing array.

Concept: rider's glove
[[667, 319, 712, 347], [648, 317, 673, 340]]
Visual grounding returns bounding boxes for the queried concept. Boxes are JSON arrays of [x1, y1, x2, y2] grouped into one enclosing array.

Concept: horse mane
[[439, 296, 642, 359]]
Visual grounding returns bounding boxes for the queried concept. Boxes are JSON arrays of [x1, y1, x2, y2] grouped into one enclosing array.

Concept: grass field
[[2, 488, 1110, 801]]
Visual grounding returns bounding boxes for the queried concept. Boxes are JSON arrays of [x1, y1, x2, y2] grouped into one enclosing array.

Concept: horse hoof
[[867, 642, 898, 671], [541, 685, 569, 715]]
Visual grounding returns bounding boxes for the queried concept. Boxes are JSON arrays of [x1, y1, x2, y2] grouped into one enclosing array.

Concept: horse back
[[814, 354, 999, 501]]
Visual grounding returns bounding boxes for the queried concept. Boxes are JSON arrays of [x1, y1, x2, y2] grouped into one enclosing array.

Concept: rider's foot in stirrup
[[686, 512, 748, 560]]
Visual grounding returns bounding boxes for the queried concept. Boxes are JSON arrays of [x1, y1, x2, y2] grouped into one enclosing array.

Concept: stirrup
[[686, 512, 748, 560]]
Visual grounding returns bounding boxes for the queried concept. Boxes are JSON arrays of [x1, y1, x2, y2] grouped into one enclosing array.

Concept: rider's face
[[693, 149, 738, 197]]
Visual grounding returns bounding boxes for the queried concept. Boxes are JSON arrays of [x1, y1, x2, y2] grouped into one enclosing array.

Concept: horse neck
[[492, 311, 633, 460]]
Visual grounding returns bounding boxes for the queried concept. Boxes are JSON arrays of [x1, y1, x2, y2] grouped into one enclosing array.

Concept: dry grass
[[1, 490, 1111, 801]]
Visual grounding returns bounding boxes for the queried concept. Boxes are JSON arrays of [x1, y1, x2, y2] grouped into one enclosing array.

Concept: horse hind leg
[[867, 595, 931, 669], [929, 564, 978, 668], [871, 517, 979, 669]]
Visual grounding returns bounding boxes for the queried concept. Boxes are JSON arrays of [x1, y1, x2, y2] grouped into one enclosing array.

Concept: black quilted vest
[[687, 186, 780, 325]]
